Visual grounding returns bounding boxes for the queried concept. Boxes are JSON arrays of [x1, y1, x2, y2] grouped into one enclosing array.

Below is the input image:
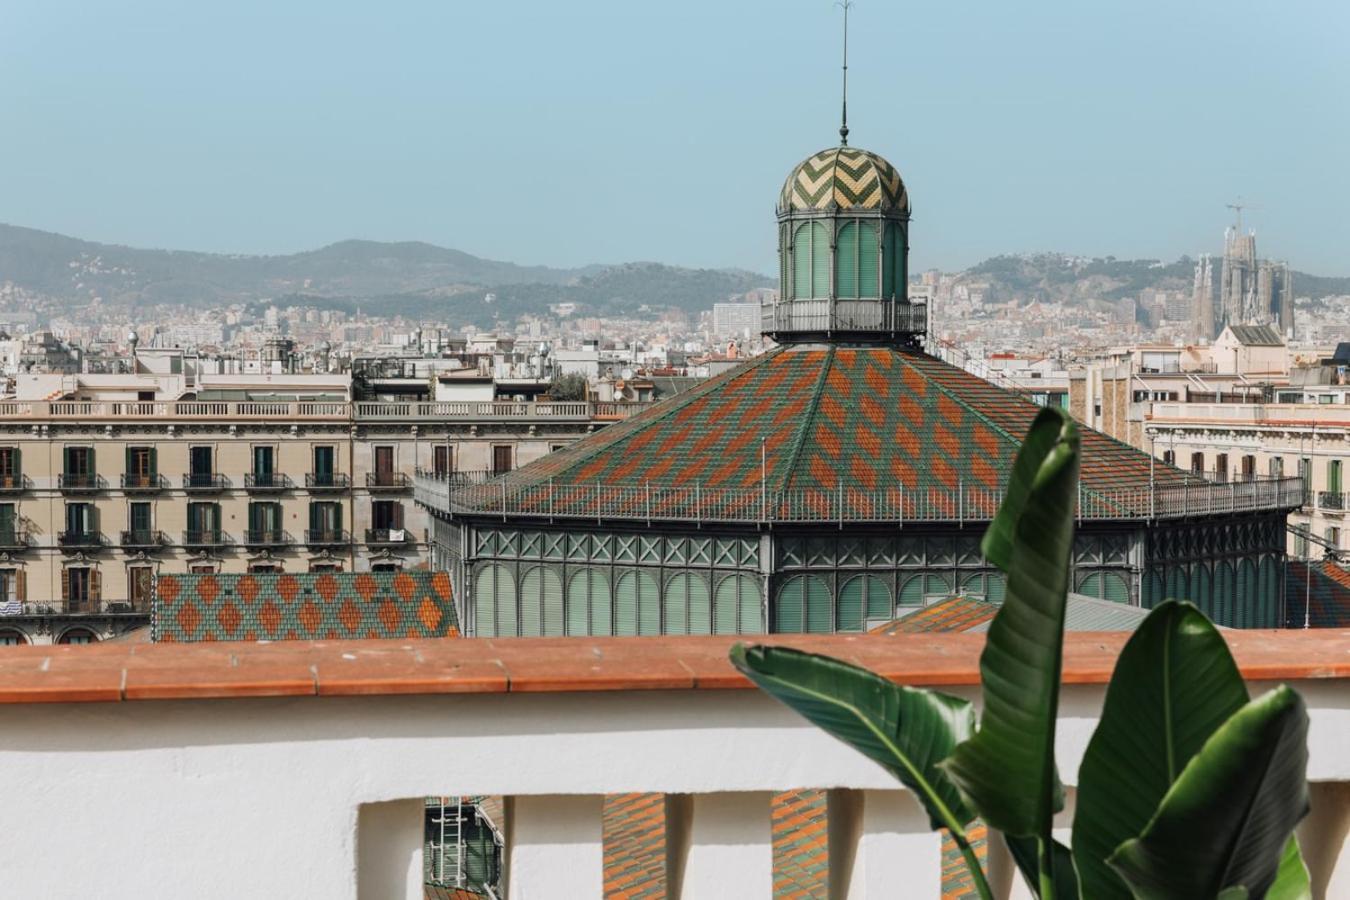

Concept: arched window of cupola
[[791, 222, 831, 299], [835, 221, 880, 299]]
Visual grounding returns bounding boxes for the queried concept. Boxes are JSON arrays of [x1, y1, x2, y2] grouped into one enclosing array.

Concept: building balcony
[[57, 530, 107, 550], [182, 529, 231, 548], [58, 473, 107, 493], [365, 472, 412, 491], [0, 528, 30, 550], [120, 529, 167, 550], [305, 472, 351, 492], [0, 473, 31, 494], [304, 528, 350, 549], [1320, 491, 1346, 513], [121, 473, 167, 493], [182, 473, 230, 492], [243, 529, 292, 548], [244, 473, 293, 492], [0, 634, 1342, 898], [364, 527, 409, 546]]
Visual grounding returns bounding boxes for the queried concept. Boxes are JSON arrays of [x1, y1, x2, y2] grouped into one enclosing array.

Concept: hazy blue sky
[[2, 0, 1347, 275]]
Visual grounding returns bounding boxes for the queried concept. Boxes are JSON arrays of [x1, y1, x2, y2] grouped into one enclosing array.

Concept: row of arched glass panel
[[1142, 557, 1282, 629], [473, 565, 763, 638], [781, 221, 906, 301]]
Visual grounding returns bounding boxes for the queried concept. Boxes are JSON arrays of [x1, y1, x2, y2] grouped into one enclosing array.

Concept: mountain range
[[1, 224, 1347, 327]]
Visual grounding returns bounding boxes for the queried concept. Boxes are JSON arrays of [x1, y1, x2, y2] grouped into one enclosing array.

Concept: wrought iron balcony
[[121, 473, 167, 492], [182, 473, 230, 492], [120, 529, 167, 549], [182, 529, 231, 548], [305, 472, 350, 491], [364, 527, 410, 546], [0, 527, 30, 550], [243, 529, 292, 548], [304, 528, 351, 549], [1319, 490, 1346, 512], [244, 473, 294, 492], [58, 473, 106, 493], [58, 530, 107, 549], [366, 472, 412, 491], [0, 473, 31, 494]]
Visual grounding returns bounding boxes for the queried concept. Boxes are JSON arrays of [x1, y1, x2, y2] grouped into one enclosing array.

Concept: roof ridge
[[779, 344, 836, 493], [515, 347, 786, 485]]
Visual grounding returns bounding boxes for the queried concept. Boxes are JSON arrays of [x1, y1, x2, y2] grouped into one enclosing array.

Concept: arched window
[[1190, 563, 1213, 618], [1078, 571, 1131, 604], [664, 573, 711, 635], [775, 575, 831, 633], [1238, 559, 1257, 628], [473, 564, 515, 638], [0, 629, 28, 646], [1214, 561, 1234, 625], [791, 222, 831, 299], [715, 574, 762, 634], [835, 221, 881, 299], [614, 570, 660, 636], [566, 568, 611, 636], [1258, 556, 1277, 628], [57, 628, 98, 645], [898, 573, 952, 607], [519, 566, 564, 637], [837, 575, 891, 632], [960, 572, 1007, 603], [881, 224, 905, 298]]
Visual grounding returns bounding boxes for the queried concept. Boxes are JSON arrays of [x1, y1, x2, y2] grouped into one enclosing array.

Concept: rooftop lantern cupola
[[763, 2, 923, 346]]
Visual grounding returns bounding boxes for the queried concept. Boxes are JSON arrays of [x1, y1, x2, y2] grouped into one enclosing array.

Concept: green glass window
[[566, 568, 610, 636], [614, 571, 659, 636], [810, 222, 830, 298], [474, 564, 515, 638], [792, 224, 811, 300], [899, 573, 951, 606], [713, 574, 761, 634], [836, 575, 891, 632], [664, 573, 711, 635], [836, 222, 858, 298], [882, 224, 905, 298], [857, 221, 879, 297], [775, 575, 831, 634], [520, 566, 564, 637]]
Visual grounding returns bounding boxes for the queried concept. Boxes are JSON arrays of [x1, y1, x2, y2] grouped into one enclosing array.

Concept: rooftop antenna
[[837, 0, 853, 145]]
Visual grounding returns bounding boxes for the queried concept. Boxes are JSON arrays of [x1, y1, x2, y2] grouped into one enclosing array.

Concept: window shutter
[[775, 577, 804, 633], [613, 572, 638, 636], [836, 578, 864, 632], [61, 568, 70, 602], [17, 569, 26, 602], [858, 222, 880, 298], [495, 565, 517, 637], [125, 445, 132, 476], [637, 572, 659, 636], [792, 224, 811, 301], [149, 447, 157, 475], [519, 568, 543, 637], [308, 502, 320, 533], [541, 568, 563, 637], [714, 576, 738, 634], [810, 222, 829, 298], [686, 575, 711, 635], [91, 569, 101, 603], [392, 503, 404, 529], [663, 575, 688, 635], [805, 576, 831, 634], [835, 222, 859, 299], [566, 570, 590, 636], [473, 567, 498, 638]]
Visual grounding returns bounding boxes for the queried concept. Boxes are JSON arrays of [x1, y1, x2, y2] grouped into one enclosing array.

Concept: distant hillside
[[0, 224, 770, 324], [963, 253, 1350, 306]]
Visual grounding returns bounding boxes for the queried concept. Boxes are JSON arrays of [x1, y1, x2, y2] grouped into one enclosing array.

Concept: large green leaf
[[1006, 834, 1080, 900], [940, 407, 1079, 845], [1074, 601, 1251, 899], [980, 404, 1069, 570], [1108, 685, 1311, 899], [1266, 835, 1312, 900], [729, 644, 975, 830]]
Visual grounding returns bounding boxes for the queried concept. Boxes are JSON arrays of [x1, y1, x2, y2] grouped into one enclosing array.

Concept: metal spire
[[838, 1, 852, 145]]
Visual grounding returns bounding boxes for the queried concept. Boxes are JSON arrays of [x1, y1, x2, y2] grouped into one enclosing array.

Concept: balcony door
[[372, 500, 403, 532], [433, 445, 452, 478], [0, 503, 14, 545], [492, 445, 513, 476], [309, 501, 342, 538], [187, 502, 219, 537], [249, 502, 281, 537], [66, 502, 95, 537], [127, 446, 156, 478], [129, 502, 152, 536], [374, 446, 394, 479], [64, 446, 93, 477], [254, 446, 275, 480], [190, 446, 213, 476], [313, 446, 335, 485], [0, 447, 18, 487]]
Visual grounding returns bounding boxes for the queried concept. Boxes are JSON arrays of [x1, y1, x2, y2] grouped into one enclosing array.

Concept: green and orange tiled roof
[[462, 345, 1200, 519], [153, 571, 458, 642], [871, 595, 1000, 634], [1284, 560, 1350, 628]]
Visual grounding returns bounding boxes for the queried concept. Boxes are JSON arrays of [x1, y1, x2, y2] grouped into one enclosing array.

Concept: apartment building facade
[[0, 394, 630, 644]]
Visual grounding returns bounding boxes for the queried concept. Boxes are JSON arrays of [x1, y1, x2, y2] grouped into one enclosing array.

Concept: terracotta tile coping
[[0, 631, 1345, 704]]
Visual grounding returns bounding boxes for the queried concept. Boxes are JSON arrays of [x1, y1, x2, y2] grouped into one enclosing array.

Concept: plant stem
[[1038, 835, 1055, 899], [950, 829, 995, 900]]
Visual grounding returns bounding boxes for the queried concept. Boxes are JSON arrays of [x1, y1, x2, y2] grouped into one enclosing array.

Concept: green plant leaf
[[729, 644, 975, 830], [1006, 834, 1080, 900], [980, 404, 1069, 570], [940, 407, 1079, 845], [1265, 835, 1312, 900], [1108, 685, 1311, 900], [1073, 600, 1251, 899]]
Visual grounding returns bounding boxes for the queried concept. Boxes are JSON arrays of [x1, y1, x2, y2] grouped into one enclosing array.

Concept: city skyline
[[2, 0, 1347, 275]]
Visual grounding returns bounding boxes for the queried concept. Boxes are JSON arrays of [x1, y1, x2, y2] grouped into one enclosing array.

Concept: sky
[[1, 0, 1347, 276]]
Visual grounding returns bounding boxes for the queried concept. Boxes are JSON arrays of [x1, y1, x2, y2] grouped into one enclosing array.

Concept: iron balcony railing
[[0, 473, 31, 493], [120, 529, 167, 548], [121, 473, 167, 492], [243, 529, 292, 547], [0, 528, 30, 549], [182, 529, 231, 547], [305, 472, 351, 491], [421, 472, 1307, 525], [0, 399, 644, 422], [183, 473, 230, 492], [365, 528, 410, 546], [761, 299, 928, 337], [58, 530, 107, 549], [366, 472, 412, 491], [1320, 491, 1346, 512], [244, 473, 294, 492], [304, 529, 350, 548], [58, 473, 107, 493]]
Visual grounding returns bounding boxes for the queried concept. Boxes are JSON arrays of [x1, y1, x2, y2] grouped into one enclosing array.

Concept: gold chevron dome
[[778, 146, 909, 215]]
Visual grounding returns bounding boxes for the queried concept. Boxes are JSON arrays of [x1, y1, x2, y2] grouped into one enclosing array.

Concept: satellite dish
[[621, 368, 634, 380]]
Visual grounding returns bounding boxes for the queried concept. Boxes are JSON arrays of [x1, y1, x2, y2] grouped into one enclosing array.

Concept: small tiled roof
[[875, 593, 1152, 635], [779, 146, 910, 214], [470, 345, 1200, 518], [1227, 324, 1284, 346], [1285, 560, 1350, 628]]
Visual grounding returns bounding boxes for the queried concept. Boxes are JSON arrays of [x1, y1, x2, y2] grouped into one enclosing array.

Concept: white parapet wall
[[0, 636, 1344, 898]]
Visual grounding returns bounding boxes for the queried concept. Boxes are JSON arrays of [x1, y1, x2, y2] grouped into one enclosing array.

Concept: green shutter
[[664, 575, 688, 635], [566, 570, 590, 635], [587, 570, 612, 635], [1101, 573, 1129, 604], [1330, 460, 1343, 493], [637, 571, 660, 635], [775, 577, 804, 633], [687, 575, 711, 635], [738, 576, 762, 634], [835, 222, 859, 299], [882, 225, 896, 298], [495, 566, 517, 636], [792, 224, 811, 301], [864, 575, 891, 619], [837, 577, 863, 632], [857, 222, 880, 298], [614, 572, 638, 636], [810, 222, 830, 298], [125, 446, 133, 476], [899, 575, 923, 606], [780, 224, 789, 298], [1238, 560, 1256, 627], [714, 576, 739, 634], [541, 567, 564, 636], [520, 568, 543, 637], [474, 567, 499, 638]]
